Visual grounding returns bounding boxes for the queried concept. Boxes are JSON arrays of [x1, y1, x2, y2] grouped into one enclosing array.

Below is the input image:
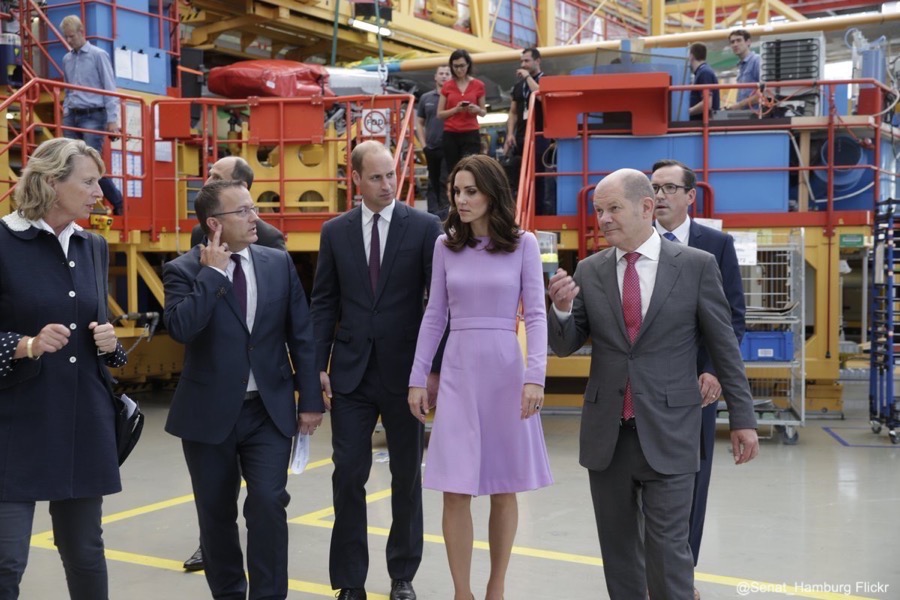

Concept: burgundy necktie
[[369, 213, 381, 293], [621, 252, 642, 420], [231, 254, 247, 318]]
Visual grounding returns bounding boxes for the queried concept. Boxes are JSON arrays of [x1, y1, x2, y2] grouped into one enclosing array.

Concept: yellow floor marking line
[[31, 536, 389, 599], [290, 488, 393, 523], [30, 477, 879, 600], [291, 488, 879, 600]]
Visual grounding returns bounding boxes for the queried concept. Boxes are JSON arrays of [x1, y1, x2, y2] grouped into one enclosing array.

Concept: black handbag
[[90, 234, 144, 465]]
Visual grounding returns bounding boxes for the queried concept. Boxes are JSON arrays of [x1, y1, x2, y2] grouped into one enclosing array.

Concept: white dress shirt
[[655, 216, 691, 245], [360, 199, 395, 265], [613, 230, 661, 319], [554, 229, 661, 322]]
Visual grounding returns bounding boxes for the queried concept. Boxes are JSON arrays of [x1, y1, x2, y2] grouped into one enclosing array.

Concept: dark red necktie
[[621, 252, 642, 420], [231, 254, 247, 318], [369, 213, 381, 293]]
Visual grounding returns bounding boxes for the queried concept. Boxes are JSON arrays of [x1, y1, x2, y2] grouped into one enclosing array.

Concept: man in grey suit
[[164, 180, 322, 599], [651, 159, 746, 588], [310, 141, 442, 600], [547, 169, 759, 599]]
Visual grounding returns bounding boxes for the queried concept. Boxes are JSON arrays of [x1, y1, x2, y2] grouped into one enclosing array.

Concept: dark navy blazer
[[163, 244, 321, 444], [310, 201, 442, 396], [688, 219, 746, 376], [0, 217, 125, 501]]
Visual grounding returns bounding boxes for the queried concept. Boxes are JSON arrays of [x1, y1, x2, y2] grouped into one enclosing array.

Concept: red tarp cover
[[208, 60, 335, 98]]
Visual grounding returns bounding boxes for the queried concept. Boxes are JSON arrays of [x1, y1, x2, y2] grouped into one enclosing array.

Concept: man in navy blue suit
[[310, 141, 442, 600], [651, 159, 746, 599], [164, 179, 322, 600]]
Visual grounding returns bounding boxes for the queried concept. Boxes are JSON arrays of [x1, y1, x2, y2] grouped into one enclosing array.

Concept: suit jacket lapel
[[346, 208, 374, 302], [637, 241, 681, 345], [597, 250, 629, 343], [688, 219, 703, 247], [374, 201, 409, 303], [249, 246, 267, 336]]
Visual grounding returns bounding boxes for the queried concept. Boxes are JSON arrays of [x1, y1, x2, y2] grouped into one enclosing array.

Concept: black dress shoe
[[335, 589, 367, 600], [182, 546, 204, 571], [390, 580, 416, 600]]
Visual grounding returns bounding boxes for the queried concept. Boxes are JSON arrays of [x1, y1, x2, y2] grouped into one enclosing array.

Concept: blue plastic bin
[[742, 331, 794, 361]]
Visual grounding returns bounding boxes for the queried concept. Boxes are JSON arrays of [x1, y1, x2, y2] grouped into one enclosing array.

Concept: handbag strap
[[89, 234, 117, 394], [90, 233, 108, 324]]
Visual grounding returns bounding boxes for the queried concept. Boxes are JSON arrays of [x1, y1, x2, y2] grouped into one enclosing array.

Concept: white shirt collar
[[33, 218, 82, 257], [655, 216, 691, 244], [361, 199, 395, 226], [615, 229, 661, 263]]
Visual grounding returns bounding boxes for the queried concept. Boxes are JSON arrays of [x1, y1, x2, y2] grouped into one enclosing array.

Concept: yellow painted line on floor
[[30, 474, 880, 600], [290, 487, 393, 523], [291, 488, 878, 600], [31, 537, 388, 599], [99, 457, 334, 525]]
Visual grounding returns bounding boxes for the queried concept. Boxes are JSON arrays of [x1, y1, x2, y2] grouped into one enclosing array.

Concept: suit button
[[248, 345, 253, 351], [373, 310, 378, 315], [241, 378, 248, 384], [628, 354, 633, 360], [618, 388, 624, 395]]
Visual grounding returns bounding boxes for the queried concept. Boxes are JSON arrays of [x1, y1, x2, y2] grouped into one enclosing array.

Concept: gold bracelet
[[26, 337, 38, 360]]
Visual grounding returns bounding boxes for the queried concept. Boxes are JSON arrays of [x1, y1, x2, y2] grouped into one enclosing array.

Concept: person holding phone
[[437, 49, 486, 173]]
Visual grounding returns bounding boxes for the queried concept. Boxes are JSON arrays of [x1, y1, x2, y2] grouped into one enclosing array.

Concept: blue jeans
[[63, 110, 123, 213], [0, 497, 108, 600]]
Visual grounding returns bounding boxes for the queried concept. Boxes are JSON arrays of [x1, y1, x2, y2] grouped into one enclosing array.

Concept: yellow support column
[[650, 0, 666, 36], [537, 0, 555, 47]]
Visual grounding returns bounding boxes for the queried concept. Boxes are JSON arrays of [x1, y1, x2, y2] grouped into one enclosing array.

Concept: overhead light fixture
[[349, 18, 392, 37]]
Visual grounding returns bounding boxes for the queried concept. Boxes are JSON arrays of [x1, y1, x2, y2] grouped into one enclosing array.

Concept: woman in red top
[[438, 49, 486, 173]]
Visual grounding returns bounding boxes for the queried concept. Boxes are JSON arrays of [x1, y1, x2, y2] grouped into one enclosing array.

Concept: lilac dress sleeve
[[409, 236, 449, 388], [520, 232, 548, 386]]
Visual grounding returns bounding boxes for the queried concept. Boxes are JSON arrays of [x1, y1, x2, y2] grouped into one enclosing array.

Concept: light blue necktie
[[663, 232, 678, 242]]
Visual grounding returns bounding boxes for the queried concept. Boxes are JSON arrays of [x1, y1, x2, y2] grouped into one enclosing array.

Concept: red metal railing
[[147, 93, 418, 242], [0, 78, 149, 232]]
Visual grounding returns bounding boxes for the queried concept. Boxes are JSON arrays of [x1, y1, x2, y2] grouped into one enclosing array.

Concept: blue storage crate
[[742, 331, 794, 362], [555, 131, 790, 216]]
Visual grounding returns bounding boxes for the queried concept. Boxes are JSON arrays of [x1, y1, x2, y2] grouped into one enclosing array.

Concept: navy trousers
[[688, 402, 718, 565], [182, 395, 292, 600], [0, 497, 107, 600], [329, 355, 424, 590]]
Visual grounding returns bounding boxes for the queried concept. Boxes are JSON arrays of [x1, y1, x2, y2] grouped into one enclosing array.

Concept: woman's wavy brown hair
[[444, 154, 520, 254]]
